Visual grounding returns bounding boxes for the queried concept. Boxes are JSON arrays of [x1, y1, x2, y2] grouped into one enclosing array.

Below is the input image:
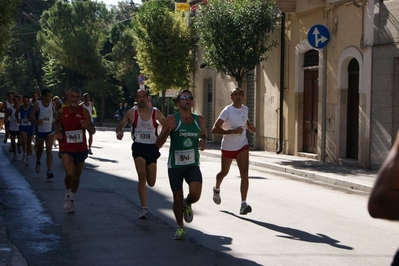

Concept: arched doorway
[[346, 59, 359, 159]]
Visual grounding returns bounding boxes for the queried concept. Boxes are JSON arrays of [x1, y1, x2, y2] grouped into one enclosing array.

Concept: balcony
[[275, 0, 297, 13]]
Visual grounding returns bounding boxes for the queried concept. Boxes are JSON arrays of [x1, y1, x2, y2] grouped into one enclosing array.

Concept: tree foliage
[[0, 0, 22, 58], [38, 1, 113, 80], [0, 0, 55, 95], [37, 1, 118, 121], [131, 0, 193, 112], [194, 0, 279, 87], [108, 1, 140, 104]]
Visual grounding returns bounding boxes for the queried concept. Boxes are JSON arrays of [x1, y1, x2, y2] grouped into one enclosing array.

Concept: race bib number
[[42, 115, 52, 123], [66, 130, 83, 144], [21, 118, 31, 126], [136, 129, 154, 143], [175, 149, 195, 166]]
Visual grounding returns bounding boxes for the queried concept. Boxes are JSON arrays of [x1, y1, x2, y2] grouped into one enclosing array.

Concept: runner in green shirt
[[156, 89, 206, 240]]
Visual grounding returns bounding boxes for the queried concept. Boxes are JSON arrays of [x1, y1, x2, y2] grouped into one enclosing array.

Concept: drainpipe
[[276, 12, 285, 154]]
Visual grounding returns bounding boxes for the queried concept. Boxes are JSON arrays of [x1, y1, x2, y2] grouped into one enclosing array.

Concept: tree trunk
[[236, 75, 243, 88]]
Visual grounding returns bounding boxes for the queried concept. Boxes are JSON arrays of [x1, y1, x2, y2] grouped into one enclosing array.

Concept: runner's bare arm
[[156, 109, 166, 127], [246, 120, 256, 133], [54, 108, 63, 141], [28, 103, 40, 125], [82, 108, 96, 135], [211, 118, 243, 135], [198, 115, 206, 151], [156, 115, 175, 148], [4, 108, 11, 122], [115, 109, 133, 140], [368, 131, 399, 220]]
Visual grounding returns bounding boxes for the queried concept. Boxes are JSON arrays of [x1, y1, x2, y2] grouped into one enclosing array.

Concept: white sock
[[70, 192, 75, 200]]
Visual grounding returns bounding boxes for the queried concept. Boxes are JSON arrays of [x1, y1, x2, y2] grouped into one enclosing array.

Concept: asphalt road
[[0, 129, 398, 266]]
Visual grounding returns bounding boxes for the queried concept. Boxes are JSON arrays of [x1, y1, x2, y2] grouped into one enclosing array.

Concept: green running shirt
[[168, 112, 201, 168]]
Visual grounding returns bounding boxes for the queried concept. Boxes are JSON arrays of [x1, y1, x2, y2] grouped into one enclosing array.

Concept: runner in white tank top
[[28, 89, 56, 180], [116, 89, 166, 219], [82, 93, 94, 154]]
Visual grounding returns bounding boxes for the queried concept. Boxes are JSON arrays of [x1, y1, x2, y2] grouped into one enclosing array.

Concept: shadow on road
[[220, 210, 353, 250], [0, 136, 264, 266]]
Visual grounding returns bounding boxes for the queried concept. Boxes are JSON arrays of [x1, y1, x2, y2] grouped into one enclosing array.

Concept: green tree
[[108, 1, 140, 106], [132, 0, 193, 113], [194, 0, 279, 87], [38, 1, 112, 80], [38, 0, 116, 122], [0, 0, 55, 96], [0, 0, 22, 58]]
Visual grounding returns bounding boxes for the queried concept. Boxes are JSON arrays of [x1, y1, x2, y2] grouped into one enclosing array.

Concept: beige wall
[[192, 1, 375, 169], [282, 2, 370, 165]]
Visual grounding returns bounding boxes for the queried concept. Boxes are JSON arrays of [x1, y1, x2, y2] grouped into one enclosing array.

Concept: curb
[[168, 144, 374, 194], [97, 127, 375, 193]]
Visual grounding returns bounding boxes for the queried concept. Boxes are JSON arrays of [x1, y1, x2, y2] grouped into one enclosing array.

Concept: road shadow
[[0, 136, 263, 266], [220, 210, 353, 250]]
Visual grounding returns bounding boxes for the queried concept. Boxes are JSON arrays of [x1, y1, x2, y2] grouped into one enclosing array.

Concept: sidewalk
[[196, 141, 377, 193], [108, 122, 377, 193]]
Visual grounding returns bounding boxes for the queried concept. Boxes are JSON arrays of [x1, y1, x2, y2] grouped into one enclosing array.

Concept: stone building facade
[[191, 0, 398, 170]]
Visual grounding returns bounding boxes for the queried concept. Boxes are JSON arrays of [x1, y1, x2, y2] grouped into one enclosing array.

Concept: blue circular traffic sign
[[138, 74, 145, 84], [307, 24, 330, 49]]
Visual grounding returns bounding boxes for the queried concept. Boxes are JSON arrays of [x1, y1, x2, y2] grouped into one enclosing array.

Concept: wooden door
[[303, 70, 318, 153]]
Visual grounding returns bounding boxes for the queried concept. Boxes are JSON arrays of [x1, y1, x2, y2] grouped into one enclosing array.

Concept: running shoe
[[213, 187, 221, 205], [240, 202, 252, 215], [24, 157, 29, 166], [63, 195, 71, 210], [35, 161, 41, 173], [9, 146, 12, 152], [174, 226, 185, 240], [69, 200, 75, 213], [183, 198, 193, 223], [63, 195, 75, 213], [46, 170, 54, 180], [3, 138, 6, 144], [138, 208, 148, 219], [13, 155, 17, 161], [88, 148, 93, 155]]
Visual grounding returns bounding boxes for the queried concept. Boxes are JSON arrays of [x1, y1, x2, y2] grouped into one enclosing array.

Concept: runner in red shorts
[[211, 88, 256, 215]]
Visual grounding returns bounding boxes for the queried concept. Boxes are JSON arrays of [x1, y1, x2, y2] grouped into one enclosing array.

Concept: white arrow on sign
[[312, 27, 328, 48]]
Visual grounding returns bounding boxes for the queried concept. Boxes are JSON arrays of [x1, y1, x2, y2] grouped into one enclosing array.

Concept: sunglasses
[[180, 95, 194, 100]]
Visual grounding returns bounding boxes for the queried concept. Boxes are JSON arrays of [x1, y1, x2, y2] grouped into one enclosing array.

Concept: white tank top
[[9, 106, 20, 131], [37, 101, 54, 133], [131, 107, 158, 144], [82, 102, 93, 119], [5, 101, 13, 121]]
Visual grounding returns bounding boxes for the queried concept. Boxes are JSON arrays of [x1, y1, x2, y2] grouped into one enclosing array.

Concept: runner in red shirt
[[55, 87, 96, 213]]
